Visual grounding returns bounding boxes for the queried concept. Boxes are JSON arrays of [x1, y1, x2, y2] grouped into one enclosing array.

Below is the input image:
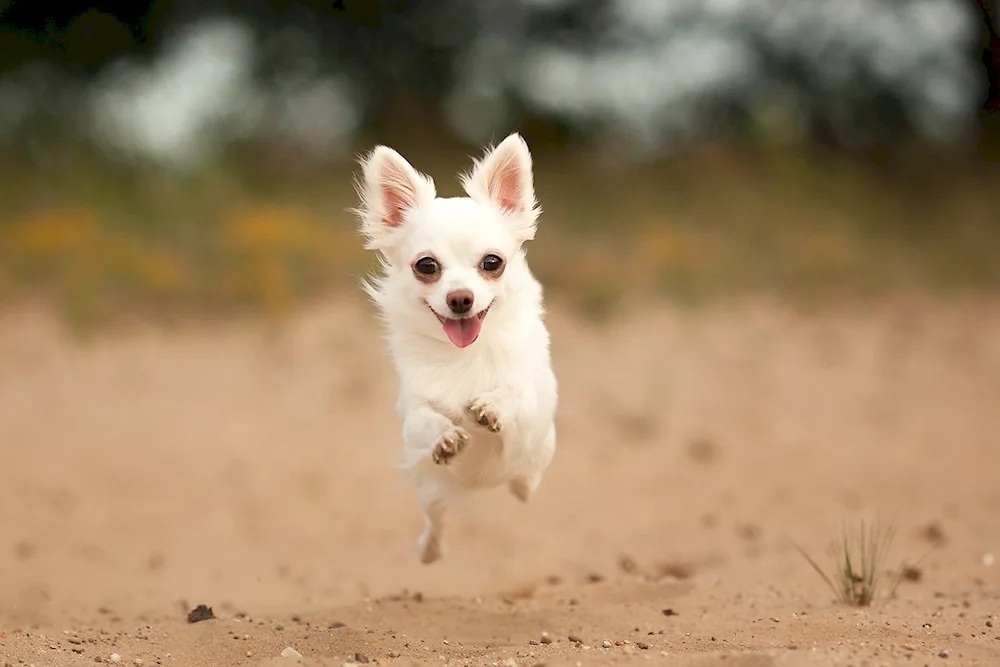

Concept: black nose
[[447, 289, 474, 315]]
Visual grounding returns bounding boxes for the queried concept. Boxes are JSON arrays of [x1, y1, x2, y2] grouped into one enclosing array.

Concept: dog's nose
[[446, 289, 474, 315]]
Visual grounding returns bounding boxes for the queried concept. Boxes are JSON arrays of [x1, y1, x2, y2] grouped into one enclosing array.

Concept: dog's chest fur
[[391, 318, 551, 485], [399, 341, 518, 413]]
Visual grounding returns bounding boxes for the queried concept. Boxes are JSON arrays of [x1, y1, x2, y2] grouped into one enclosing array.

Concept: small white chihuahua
[[354, 133, 558, 564]]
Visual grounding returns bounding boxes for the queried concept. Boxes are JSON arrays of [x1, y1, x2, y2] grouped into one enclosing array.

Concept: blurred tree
[[976, 0, 999, 111], [0, 0, 994, 162]]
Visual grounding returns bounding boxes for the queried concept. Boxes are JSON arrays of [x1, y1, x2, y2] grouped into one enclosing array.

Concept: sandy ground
[[0, 294, 998, 667]]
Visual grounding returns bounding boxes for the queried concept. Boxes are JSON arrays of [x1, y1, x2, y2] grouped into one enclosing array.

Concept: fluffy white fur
[[354, 133, 558, 564]]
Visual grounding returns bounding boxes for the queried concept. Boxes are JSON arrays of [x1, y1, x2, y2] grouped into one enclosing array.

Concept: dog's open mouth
[[431, 304, 491, 348]]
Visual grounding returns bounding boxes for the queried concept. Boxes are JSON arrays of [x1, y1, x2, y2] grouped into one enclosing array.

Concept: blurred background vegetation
[[0, 0, 998, 329]]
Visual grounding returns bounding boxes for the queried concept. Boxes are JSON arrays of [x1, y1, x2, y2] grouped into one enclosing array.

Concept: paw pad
[[432, 427, 469, 465], [466, 398, 502, 433]]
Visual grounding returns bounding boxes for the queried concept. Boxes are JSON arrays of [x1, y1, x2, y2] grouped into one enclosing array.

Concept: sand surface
[[1, 295, 998, 666]]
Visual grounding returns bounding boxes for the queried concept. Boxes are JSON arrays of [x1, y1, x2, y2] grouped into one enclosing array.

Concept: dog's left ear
[[462, 133, 540, 243]]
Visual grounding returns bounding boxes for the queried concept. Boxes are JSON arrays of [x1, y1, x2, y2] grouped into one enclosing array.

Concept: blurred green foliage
[[1, 128, 998, 330]]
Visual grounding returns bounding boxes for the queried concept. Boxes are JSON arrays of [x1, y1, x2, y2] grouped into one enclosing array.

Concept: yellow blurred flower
[[5, 208, 99, 256], [224, 205, 322, 251]]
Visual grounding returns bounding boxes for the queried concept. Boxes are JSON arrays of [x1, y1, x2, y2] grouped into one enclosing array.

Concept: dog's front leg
[[465, 383, 544, 441], [465, 393, 504, 433], [404, 404, 469, 466]]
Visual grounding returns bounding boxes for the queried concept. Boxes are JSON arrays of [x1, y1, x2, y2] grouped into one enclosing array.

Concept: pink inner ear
[[489, 153, 523, 214], [381, 183, 408, 228], [378, 158, 419, 228]]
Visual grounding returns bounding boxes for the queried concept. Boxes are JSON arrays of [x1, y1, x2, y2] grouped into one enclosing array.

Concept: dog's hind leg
[[400, 404, 464, 563], [508, 424, 556, 503], [508, 476, 538, 503], [416, 478, 448, 564]]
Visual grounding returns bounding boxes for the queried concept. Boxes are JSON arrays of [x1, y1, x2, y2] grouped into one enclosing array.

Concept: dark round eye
[[414, 257, 439, 275], [481, 254, 504, 273]]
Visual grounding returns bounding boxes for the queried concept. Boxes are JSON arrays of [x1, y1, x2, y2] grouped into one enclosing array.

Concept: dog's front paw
[[466, 397, 502, 433], [432, 426, 470, 465]]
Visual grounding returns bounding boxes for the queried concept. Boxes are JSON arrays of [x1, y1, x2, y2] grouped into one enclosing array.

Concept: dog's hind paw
[[431, 426, 469, 465], [418, 530, 444, 563], [466, 397, 502, 433], [509, 476, 537, 503]]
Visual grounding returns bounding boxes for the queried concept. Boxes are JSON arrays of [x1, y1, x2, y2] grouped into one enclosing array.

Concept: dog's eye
[[414, 257, 439, 276], [481, 254, 504, 273]]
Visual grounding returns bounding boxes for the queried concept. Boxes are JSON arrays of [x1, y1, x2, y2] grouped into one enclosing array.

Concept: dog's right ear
[[355, 146, 436, 250]]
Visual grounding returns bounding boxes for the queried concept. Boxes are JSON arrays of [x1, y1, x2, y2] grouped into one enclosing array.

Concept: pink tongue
[[442, 317, 482, 348]]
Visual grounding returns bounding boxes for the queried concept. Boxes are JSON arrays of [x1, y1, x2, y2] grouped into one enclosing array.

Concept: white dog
[[354, 133, 558, 564]]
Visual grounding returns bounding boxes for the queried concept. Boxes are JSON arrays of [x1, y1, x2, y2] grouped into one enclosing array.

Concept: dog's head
[[355, 133, 541, 349]]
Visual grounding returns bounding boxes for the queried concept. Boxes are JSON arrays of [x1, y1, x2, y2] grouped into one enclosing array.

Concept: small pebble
[[109, 655, 121, 664], [186, 605, 215, 624], [281, 646, 303, 660], [939, 649, 950, 658], [636, 642, 650, 650], [539, 633, 553, 645], [601, 640, 612, 648], [568, 635, 583, 644], [986, 620, 993, 628]]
